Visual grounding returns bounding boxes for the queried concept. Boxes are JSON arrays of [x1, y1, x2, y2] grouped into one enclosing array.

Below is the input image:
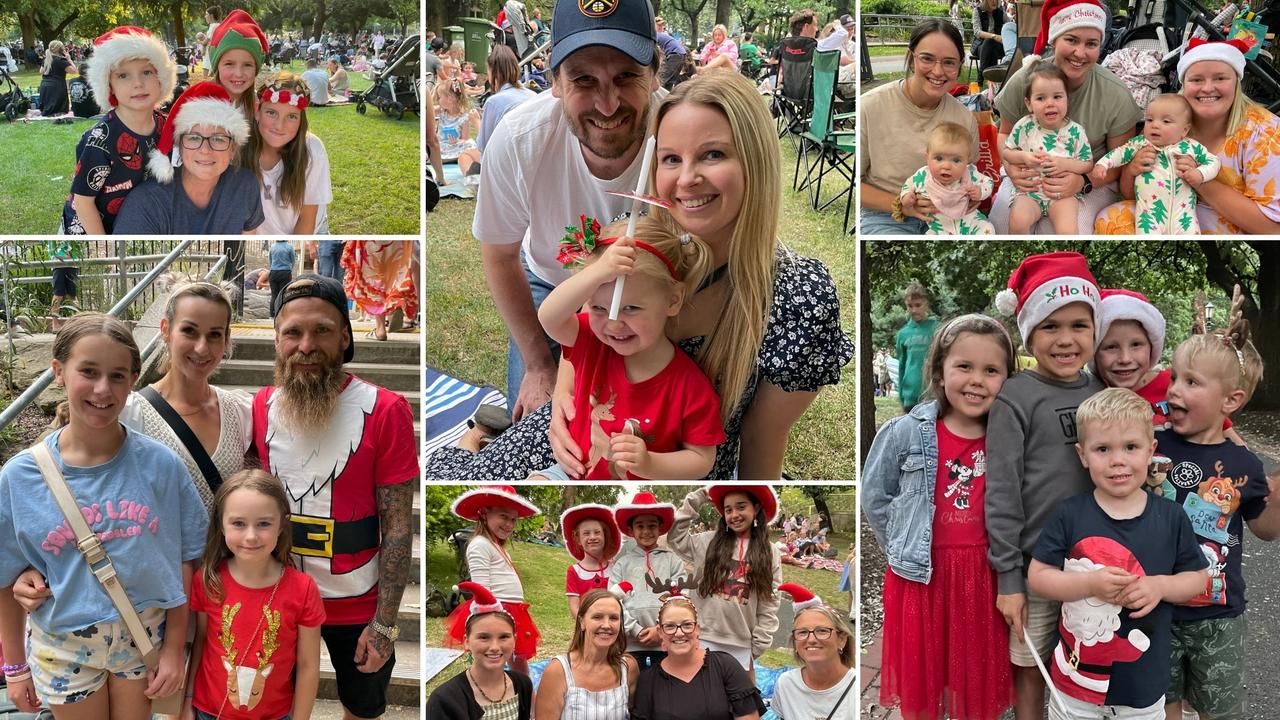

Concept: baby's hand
[[597, 235, 637, 278], [1089, 164, 1109, 185], [965, 184, 982, 201], [1180, 167, 1206, 188], [901, 190, 918, 208], [1032, 151, 1050, 167], [609, 430, 649, 477]]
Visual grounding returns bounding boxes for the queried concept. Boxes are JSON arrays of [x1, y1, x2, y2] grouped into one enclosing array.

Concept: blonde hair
[[435, 78, 472, 113], [903, 280, 928, 302], [792, 605, 854, 668], [927, 121, 974, 159], [1148, 92, 1193, 123], [159, 282, 235, 374], [1075, 387, 1155, 442], [42, 41, 65, 76], [1173, 335, 1263, 406], [652, 72, 778, 422], [922, 313, 1017, 418], [585, 216, 714, 293]]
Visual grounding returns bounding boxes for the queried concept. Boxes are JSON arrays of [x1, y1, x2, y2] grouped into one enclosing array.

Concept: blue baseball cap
[[550, 0, 656, 70]]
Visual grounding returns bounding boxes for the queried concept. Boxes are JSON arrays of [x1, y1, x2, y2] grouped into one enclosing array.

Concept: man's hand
[[513, 364, 554, 422], [355, 624, 394, 673]]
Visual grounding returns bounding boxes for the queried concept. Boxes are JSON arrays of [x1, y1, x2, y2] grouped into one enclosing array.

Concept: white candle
[[610, 135, 657, 320]]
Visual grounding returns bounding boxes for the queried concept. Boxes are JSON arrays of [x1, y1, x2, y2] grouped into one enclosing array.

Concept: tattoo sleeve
[[371, 480, 414, 653]]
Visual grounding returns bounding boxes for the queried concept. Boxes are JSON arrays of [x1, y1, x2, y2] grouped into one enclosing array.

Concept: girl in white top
[[771, 585, 856, 720], [444, 486, 542, 675], [242, 73, 333, 234], [535, 588, 638, 720]]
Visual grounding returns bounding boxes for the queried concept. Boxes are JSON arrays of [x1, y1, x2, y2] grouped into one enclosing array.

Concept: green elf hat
[[210, 9, 267, 69]]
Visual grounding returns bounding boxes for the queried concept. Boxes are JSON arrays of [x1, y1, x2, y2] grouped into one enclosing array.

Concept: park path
[[859, 426, 1280, 719]]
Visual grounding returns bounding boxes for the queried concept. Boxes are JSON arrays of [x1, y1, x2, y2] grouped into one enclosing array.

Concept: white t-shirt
[[771, 668, 856, 720], [465, 535, 524, 602], [471, 89, 664, 286], [256, 133, 333, 234]]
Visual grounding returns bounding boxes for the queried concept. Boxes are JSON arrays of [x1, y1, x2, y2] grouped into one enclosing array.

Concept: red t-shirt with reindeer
[[190, 564, 326, 720], [563, 312, 726, 479]]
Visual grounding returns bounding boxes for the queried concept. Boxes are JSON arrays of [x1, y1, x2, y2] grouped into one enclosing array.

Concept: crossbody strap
[[824, 675, 855, 720], [27, 441, 158, 667], [139, 386, 223, 495]]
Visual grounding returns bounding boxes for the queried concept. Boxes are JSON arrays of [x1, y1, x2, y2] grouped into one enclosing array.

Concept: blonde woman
[[697, 24, 738, 72], [427, 71, 852, 480], [38, 40, 77, 116]]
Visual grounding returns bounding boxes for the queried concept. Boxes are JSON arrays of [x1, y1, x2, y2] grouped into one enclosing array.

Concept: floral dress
[[1095, 104, 1280, 234], [1092, 135, 1220, 234]]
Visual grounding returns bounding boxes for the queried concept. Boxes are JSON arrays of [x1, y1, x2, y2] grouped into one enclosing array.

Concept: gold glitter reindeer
[[220, 602, 282, 711]]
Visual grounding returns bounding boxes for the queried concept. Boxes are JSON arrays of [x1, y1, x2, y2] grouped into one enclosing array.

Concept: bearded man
[[251, 274, 416, 720]]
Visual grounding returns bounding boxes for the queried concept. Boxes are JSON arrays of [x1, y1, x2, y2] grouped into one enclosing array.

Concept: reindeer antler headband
[[1193, 285, 1250, 374]]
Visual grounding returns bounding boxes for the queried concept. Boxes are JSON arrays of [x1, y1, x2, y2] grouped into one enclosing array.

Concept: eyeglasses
[[912, 53, 961, 73], [181, 133, 233, 151], [793, 627, 837, 641], [659, 621, 697, 636]]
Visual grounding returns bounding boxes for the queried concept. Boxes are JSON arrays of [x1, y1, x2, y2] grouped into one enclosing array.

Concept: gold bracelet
[[891, 196, 906, 222]]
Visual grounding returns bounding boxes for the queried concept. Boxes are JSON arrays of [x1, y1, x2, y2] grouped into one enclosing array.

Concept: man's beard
[[565, 108, 648, 160], [273, 350, 345, 436]]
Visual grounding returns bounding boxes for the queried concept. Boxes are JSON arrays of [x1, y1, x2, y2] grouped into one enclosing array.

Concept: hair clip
[[679, 233, 691, 246], [558, 214, 602, 268]]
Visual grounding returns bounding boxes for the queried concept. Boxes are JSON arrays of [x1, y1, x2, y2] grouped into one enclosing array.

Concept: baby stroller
[[0, 64, 29, 121], [354, 34, 419, 120]]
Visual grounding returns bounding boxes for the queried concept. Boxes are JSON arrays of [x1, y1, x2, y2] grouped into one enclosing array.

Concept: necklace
[[468, 668, 509, 704], [158, 385, 214, 417], [696, 263, 729, 294], [212, 565, 285, 720]]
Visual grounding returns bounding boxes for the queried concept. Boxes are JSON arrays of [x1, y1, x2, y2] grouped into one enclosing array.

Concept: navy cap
[[273, 274, 355, 363], [551, 0, 657, 69]]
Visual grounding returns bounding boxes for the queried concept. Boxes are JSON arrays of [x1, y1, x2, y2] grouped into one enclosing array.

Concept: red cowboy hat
[[451, 486, 541, 521], [708, 485, 778, 524], [561, 504, 622, 561], [614, 491, 676, 537]]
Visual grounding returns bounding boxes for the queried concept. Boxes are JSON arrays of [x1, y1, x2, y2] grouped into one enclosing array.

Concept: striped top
[[555, 654, 630, 720]]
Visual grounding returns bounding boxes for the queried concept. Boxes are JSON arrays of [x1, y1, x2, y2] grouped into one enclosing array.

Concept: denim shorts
[[27, 607, 164, 705]]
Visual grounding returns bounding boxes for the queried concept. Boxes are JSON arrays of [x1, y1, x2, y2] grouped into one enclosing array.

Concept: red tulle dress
[[879, 419, 1012, 720]]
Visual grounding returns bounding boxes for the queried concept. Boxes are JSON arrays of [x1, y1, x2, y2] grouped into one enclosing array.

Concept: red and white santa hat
[[87, 26, 177, 112], [454, 581, 509, 619], [778, 583, 824, 614], [1025, 0, 1108, 64], [609, 581, 634, 599], [451, 485, 542, 521], [561, 504, 622, 562], [614, 491, 676, 537], [1091, 288, 1166, 371], [1177, 37, 1249, 81], [708, 485, 779, 524], [146, 81, 250, 183], [994, 251, 1099, 344]]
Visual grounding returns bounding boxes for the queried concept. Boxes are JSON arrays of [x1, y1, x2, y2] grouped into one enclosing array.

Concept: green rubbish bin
[[443, 25, 464, 48], [461, 16, 496, 68]]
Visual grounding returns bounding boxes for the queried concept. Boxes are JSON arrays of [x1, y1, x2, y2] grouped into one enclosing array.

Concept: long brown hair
[[200, 468, 294, 603], [696, 492, 776, 601], [567, 589, 627, 681], [243, 72, 312, 211]]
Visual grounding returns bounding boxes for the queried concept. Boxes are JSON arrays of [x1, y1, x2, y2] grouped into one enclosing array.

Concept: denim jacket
[[861, 401, 940, 583]]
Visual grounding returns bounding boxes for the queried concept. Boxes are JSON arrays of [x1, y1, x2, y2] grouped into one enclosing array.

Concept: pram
[[354, 34, 419, 120], [0, 64, 30, 121]]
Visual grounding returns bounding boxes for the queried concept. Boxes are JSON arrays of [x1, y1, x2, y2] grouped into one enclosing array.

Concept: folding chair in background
[[774, 35, 817, 149], [795, 49, 854, 232]]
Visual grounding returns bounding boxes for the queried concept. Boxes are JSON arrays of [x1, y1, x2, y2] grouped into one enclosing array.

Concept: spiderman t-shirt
[[932, 418, 988, 547], [60, 110, 162, 234], [563, 313, 725, 480]]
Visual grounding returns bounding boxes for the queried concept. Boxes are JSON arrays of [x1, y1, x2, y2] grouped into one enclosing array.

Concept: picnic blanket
[[424, 366, 507, 458], [437, 161, 476, 199]]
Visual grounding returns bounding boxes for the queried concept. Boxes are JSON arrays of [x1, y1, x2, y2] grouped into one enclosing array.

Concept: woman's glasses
[[181, 133, 233, 151], [793, 627, 837, 641], [659, 621, 697, 636], [912, 53, 961, 73]]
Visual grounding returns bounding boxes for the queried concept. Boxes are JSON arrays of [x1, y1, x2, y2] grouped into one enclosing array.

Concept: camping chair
[[774, 35, 817, 149], [794, 50, 854, 231]]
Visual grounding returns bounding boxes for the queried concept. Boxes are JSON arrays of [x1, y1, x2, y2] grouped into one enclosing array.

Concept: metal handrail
[[0, 241, 225, 430]]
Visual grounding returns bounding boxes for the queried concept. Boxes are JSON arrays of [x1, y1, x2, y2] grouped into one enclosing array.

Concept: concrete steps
[[221, 384, 423, 417], [317, 638, 421, 708], [311, 698, 418, 719], [212, 359, 418, 392], [230, 335, 421, 364]]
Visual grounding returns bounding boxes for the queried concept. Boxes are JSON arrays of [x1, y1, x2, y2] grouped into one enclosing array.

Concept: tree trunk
[[684, 11, 700, 40], [171, 2, 186, 48], [19, 13, 36, 54], [312, 0, 327, 41], [1250, 242, 1280, 409], [810, 494, 832, 530], [859, 254, 874, 466], [715, 0, 731, 27], [561, 485, 578, 517]]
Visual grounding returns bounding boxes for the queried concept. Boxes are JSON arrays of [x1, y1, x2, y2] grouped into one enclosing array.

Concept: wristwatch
[[370, 618, 400, 642], [1080, 173, 1093, 195]]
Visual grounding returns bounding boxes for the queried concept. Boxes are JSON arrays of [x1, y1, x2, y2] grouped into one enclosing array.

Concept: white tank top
[[555, 654, 629, 720]]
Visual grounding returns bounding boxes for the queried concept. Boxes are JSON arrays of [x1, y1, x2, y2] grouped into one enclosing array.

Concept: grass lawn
[[425, 138, 855, 479], [0, 60, 419, 234], [865, 45, 908, 57], [424, 533, 855, 698]]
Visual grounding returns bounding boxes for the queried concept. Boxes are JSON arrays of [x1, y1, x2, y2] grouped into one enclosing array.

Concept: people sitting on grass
[[300, 57, 330, 106], [114, 81, 264, 234], [327, 56, 349, 97], [478, 44, 536, 152], [60, 26, 176, 235], [243, 73, 333, 234], [435, 79, 481, 181]]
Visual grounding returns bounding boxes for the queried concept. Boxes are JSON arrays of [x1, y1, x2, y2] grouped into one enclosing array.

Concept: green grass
[[424, 534, 855, 697], [425, 138, 855, 479], [865, 45, 909, 57], [0, 60, 419, 234]]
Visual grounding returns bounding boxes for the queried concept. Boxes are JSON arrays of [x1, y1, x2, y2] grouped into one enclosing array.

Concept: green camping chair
[[794, 49, 854, 231]]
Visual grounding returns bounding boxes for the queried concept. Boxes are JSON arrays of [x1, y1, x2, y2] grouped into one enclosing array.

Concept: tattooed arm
[[356, 480, 414, 672]]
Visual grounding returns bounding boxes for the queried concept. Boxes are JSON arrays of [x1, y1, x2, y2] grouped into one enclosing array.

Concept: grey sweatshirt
[[985, 369, 1103, 594], [608, 539, 690, 652]]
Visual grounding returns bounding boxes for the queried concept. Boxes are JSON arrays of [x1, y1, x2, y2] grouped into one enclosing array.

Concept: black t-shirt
[[1033, 492, 1205, 708], [1154, 430, 1268, 621], [43, 55, 71, 80], [68, 76, 96, 118], [60, 110, 163, 234]]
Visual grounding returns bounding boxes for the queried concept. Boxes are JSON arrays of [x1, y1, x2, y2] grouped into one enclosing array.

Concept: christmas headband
[[557, 214, 680, 279], [260, 86, 309, 109]]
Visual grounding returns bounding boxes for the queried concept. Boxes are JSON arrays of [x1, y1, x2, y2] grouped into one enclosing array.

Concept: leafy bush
[[862, 0, 951, 16]]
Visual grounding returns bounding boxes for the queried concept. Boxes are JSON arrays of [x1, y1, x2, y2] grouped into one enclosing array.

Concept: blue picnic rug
[[424, 366, 507, 458]]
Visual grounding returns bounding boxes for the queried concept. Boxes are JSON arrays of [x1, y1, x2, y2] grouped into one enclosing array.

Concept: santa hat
[[609, 581, 634, 600], [779, 583, 824, 614], [454, 581, 509, 619], [1091, 288, 1166, 372], [994, 251, 1099, 344], [451, 485, 542, 521], [209, 9, 267, 69], [708, 485, 779, 524], [1177, 37, 1249, 81], [87, 26, 176, 112], [1024, 0, 1108, 64], [614, 491, 676, 537], [561, 504, 622, 562], [146, 81, 250, 183]]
